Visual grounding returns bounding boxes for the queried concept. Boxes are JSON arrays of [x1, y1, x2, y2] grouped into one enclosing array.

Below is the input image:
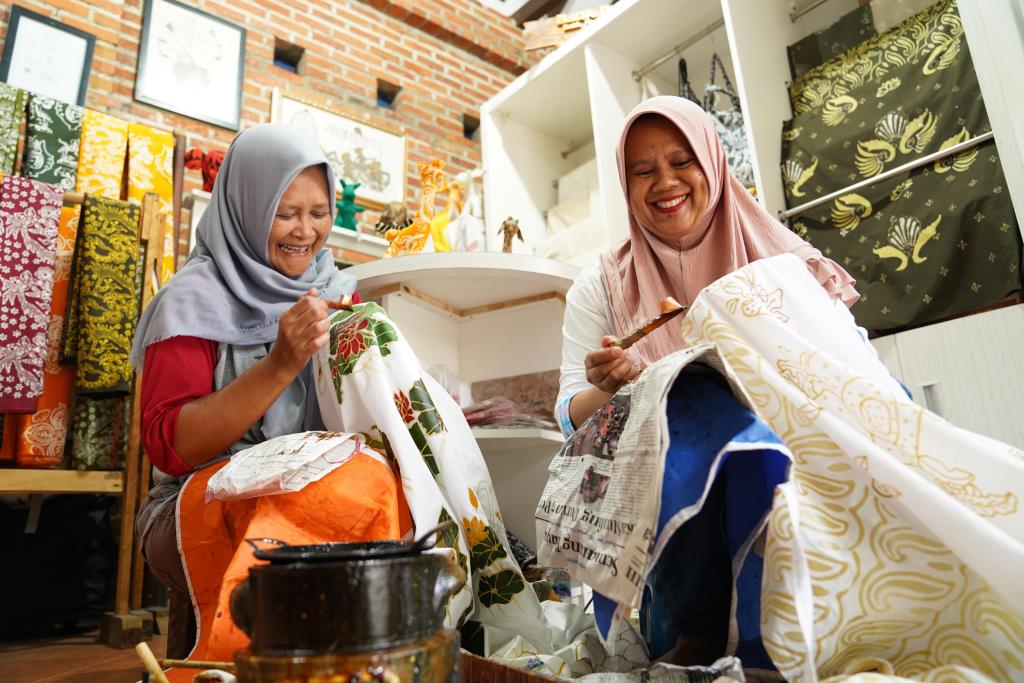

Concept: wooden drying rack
[[0, 190, 166, 645]]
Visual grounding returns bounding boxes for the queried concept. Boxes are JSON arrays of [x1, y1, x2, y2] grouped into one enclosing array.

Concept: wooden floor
[[0, 628, 166, 683]]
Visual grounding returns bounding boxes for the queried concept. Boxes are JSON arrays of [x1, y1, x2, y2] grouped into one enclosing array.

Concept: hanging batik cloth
[[4, 208, 80, 467], [780, 0, 1021, 331], [76, 109, 128, 198], [3, 98, 85, 467], [62, 195, 140, 395], [786, 3, 877, 81], [24, 96, 83, 191], [70, 397, 127, 471], [127, 122, 175, 284], [0, 83, 27, 174], [64, 109, 132, 469], [0, 175, 64, 412]]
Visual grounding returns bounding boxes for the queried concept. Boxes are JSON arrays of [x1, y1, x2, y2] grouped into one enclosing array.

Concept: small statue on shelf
[[184, 148, 225, 192], [430, 178, 462, 253], [499, 216, 524, 253], [374, 201, 412, 235], [334, 179, 365, 231], [384, 158, 446, 258]]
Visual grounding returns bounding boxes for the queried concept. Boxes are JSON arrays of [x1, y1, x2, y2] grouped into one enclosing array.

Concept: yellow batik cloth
[[76, 109, 128, 198], [127, 122, 175, 284]]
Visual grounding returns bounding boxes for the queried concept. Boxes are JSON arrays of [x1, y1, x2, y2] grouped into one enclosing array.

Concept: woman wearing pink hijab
[[557, 96, 857, 433], [555, 96, 858, 667]]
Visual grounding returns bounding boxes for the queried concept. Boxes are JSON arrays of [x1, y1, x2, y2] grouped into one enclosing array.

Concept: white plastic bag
[[205, 431, 365, 502]]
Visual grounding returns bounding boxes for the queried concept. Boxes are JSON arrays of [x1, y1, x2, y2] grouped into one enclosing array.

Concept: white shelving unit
[[346, 253, 577, 541], [482, 0, 1024, 446]]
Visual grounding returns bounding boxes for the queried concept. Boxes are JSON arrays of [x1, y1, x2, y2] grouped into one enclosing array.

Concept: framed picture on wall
[[134, 0, 245, 130], [271, 89, 406, 210], [0, 6, 95, 105]]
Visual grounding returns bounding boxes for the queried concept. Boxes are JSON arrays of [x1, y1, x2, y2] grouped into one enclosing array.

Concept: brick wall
[[0, 0, 536, 263]]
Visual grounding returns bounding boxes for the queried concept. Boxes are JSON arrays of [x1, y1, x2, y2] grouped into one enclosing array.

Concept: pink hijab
[[600, 96, 858, 365]]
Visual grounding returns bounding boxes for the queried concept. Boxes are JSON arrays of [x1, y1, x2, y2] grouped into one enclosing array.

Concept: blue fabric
[[592, 366, 789, 671]]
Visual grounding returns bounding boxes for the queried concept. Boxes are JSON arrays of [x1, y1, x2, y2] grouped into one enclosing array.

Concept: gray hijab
[[131, 124, 355, 438]]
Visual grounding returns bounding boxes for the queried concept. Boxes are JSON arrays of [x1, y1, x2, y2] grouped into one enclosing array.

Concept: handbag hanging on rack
[[677, 58, 700, 106], [703, 53, 755, 188]]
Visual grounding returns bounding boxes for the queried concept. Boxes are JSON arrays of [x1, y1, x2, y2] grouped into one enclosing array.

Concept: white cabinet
[[871, 304, 1024, 447], [482, 0, 1024, 257], [344, 253, 579, 542]]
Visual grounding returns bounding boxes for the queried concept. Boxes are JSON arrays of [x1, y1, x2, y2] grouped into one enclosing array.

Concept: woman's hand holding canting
[[268, 288, 330, 379], [585, 336, 640, 393]]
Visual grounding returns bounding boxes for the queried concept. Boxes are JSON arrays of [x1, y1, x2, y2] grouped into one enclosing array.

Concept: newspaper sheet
[[535, 343, 744, 608]]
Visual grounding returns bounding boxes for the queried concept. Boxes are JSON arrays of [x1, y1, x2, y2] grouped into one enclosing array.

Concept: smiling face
[[267, 165, 332, 277], [623, 114, 710, 241]]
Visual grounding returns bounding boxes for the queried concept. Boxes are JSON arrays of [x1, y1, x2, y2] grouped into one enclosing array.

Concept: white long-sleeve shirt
[[556, 263, 616, 436]]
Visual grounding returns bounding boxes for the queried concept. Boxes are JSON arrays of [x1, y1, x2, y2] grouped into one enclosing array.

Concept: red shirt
[[140, 291, 361, 476], [141, 335, 217, 476]]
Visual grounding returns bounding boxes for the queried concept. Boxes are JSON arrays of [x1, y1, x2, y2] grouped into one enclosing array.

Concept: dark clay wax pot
[[230, 536, 465, 656]]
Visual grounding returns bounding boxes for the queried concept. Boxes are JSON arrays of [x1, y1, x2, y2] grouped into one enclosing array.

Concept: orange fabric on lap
[[166, 449, 410, 681]]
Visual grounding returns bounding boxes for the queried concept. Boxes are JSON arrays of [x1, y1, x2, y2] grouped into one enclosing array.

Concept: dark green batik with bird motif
[[787, 4, 877, 81], [781, 0, 1021, 331], [61, 195, 140, 395]]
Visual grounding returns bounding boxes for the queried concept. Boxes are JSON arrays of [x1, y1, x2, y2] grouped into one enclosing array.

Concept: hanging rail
[[632, 17, 725, 81], [62, 191, 85, 206], [789, 0, 834, 22], [778, 131, 995, 221]]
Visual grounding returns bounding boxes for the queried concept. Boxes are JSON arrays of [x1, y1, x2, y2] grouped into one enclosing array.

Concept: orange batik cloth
[[2, 207, 80, 466], [164, 450, 410, 682]]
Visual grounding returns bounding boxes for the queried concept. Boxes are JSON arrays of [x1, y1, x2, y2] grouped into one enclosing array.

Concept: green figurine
[[335, 179, 366, 231]]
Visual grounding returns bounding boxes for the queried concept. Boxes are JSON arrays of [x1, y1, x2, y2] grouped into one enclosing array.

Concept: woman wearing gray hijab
[[132, 124, 357, 623]]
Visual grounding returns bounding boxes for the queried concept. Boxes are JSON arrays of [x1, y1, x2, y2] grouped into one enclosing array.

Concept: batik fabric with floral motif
[[5, 97, 86, 466], [315, 303, 649, 677], [0, 175, 64, 412], [127, 122, 175, 284], [3, 207, 80, 467], [24, 96, 83, 192], [76, 109, 128, 198], [61, 195, 139, 395], [0, 83, 27, 174]]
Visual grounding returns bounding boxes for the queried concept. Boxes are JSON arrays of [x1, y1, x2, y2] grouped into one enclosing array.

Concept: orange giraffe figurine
[[385, 159, 446, 257]]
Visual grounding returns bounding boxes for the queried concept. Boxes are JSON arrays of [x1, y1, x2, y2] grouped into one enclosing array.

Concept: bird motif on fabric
[[873, 215, 941, 271], [782, 156, 818, 198]]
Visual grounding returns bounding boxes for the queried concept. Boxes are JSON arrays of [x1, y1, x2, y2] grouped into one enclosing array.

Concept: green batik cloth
[[61, 195, 140, 395], [0, 83, 27, 174], [787, 3, 877, 81], [70, 397, 126, 471], [23, 96, 83, 192], [780, 0, 1021, 331], [789, 0, 958, 116]]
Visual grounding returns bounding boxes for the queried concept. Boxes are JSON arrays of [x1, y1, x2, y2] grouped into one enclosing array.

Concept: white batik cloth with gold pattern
[[678, 253, 1024, 681]]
